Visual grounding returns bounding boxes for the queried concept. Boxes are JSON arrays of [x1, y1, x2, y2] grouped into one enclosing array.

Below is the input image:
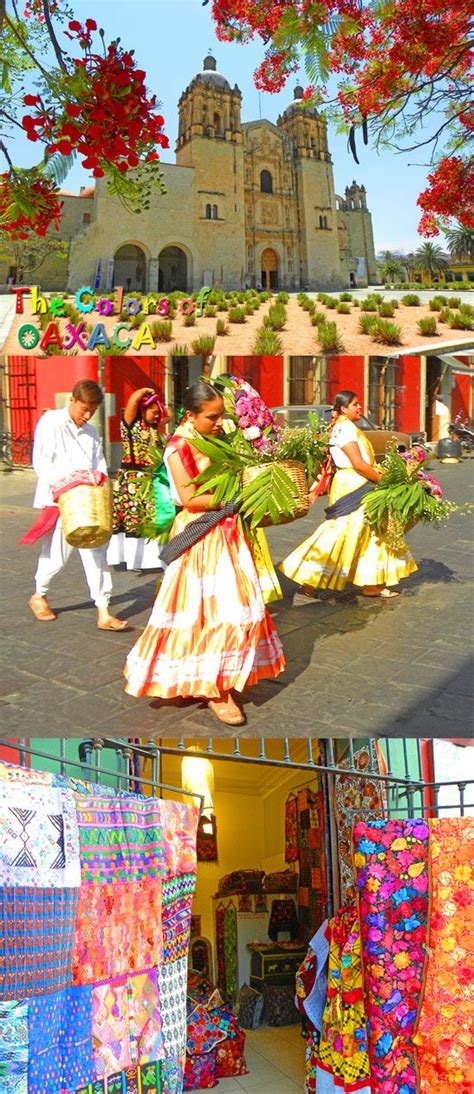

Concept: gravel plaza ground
[[0, 457, 473, 741], [1, 288, 473, 358]]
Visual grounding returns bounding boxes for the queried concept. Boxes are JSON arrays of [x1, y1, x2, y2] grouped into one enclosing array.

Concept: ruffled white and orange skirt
[[124, 509, 285, 699], [280, 467, 418, 591]]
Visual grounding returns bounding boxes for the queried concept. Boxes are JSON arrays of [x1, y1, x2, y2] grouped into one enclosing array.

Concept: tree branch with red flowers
[[209, 0, 473, 235], [0, 0, 169, 239]]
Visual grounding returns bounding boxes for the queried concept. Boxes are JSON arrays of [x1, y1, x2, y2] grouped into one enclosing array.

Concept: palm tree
[[444, 226, 474, 261], [414, 242, 449, 282], [378, 251, 405, 282]]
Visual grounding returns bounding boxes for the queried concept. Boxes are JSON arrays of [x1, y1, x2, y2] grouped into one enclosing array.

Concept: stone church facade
[[9, 56, 378, 294]]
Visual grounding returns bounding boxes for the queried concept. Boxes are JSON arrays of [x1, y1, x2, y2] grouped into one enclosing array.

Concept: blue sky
[[9, 0, 436, 253]]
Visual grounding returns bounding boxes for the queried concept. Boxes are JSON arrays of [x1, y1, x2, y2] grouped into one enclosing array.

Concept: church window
[[212, 205, 218, 220], [205, 204, 211, 219], [319, 215, 328, 229], [260, 170, 273, 194], [213, 112, 221, 135], [83, 212, 91, 225]]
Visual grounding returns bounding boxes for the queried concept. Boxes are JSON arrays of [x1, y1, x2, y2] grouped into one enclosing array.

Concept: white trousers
[[34, 522, 112, 607]]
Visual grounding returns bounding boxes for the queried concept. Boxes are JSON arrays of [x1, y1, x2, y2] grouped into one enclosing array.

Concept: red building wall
[[450, 360, 473, 420], [326, 356, 365, 404], [395, 356, 423, 433], [224, 356, 285, 406]]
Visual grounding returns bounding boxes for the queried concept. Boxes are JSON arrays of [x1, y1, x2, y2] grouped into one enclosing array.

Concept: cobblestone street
[[1, 459, 473, 740]]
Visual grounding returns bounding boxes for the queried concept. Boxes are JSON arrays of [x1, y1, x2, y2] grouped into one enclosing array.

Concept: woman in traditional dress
[[107, 387, 171, 570], [280, 390, 417, 598], [124, 381, 285, 726]]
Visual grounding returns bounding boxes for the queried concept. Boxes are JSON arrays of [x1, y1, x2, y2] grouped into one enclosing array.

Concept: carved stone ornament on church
[[261, 203, 278, 226]]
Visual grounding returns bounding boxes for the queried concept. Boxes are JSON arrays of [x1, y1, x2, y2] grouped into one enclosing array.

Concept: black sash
[[325, 482, 373, 520], [160, 499, 239, 565]]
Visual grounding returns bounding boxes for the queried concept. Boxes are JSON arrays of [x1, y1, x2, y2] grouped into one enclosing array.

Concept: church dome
[[280, 85, 319, 119], [194, 54, 231, 92]]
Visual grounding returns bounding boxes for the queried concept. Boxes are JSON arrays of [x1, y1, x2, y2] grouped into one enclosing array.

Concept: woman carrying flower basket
[[124, 381, 285, 726], [107, 387, 171, 570], [280, 391, 418, 599]]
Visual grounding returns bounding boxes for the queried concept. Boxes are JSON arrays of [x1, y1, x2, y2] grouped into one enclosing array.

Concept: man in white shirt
[[29, 379, 128, 630]]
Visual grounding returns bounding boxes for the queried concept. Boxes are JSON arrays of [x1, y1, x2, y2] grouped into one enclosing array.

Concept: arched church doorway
[[113, 244, 147, 293], [261, 248, 279, 290], [158, 246, 188, 292]]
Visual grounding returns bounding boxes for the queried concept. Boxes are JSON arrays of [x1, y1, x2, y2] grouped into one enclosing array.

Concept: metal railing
[[2, 736, 472, 819]]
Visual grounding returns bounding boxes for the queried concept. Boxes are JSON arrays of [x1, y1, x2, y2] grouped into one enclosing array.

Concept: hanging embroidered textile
[[284, 794, 298, 863], [0, 763, 199, 1094], [316, 906, 371, 1094], [196, 814, 218, 863], [334, 743, 386, 903], [352, 817, 430, 1094], [297, 785, 327, 943], [268, 898, 299, 941], [413, 816, 474, 1094], [215, 905, 226, 996], [0, 780, 80, 889], [0, 886, 78, 999], [223, 905, 238, 1002]]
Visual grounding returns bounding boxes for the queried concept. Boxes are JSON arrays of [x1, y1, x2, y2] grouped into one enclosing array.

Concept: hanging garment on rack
[[268, 899, 299, 941], [223, 905, 238, 1002], [414, 817, 474, 1094], [353, 818, 430, 1094], [0, 762, 200, 1094], [285, 793, 298, 863], [334, 743, 386, 904], [297, 786, 327, 944], [0, 780, 81, 889], [215, 904, 227, 996], [0, 886, 78, 999], [316, 906, 371, 1094]]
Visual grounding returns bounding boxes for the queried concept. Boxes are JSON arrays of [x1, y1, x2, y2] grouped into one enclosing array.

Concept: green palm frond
[[42, 151, 77, 186]]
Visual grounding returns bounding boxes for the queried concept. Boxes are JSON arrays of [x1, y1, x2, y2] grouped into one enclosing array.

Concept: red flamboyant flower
[[0, 172, 64, 239]]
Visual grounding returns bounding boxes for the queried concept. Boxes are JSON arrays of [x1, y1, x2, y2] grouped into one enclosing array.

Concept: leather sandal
[[28, 594, 57, 621], [97, 617, 129, 631], [208, 699, 246, 726], [362, 588, 399, 599]]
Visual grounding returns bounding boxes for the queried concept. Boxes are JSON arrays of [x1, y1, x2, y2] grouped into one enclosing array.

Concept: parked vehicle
[[271, 404, 424, 460], [449, 414, 474, 452]]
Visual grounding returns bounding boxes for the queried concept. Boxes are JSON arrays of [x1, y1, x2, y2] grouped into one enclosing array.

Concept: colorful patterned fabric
[[196, 813, 218, 863], [186, 1003, 227, 1056], [158, 956, 188, 1058], [0, 761, 52, 786], [0, 1000, 28, 1094], [215, 1022, 247, 1079], [414, 817, 474, 1094], [285, 794, 298, 863], [0, 782, 80, 888], [317, 906, 371, 1093], [28, 985, 94, 1093], [297, 785, 327, 943], [161, 873, 195, 964], [223, 904, 238, 1002], [113, 417, 163, 537], [75, 1061, 181, 1093], [335, 744, 387, 903], [92, 968, 164, 1076], [160, 802, 199, 879], [215, 905, 226, 996], [0, 885, 78, 998], [218, 869, 264, 895], [268, 898, 299, 941], [353, 818, 430, 1094], [76, 794, 166, 883], [183, 1050, 217, 1090], [124, 422, 285, 702], [72, 878, 163, 984]]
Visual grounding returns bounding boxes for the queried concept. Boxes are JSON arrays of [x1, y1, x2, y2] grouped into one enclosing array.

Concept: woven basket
[[58, 481, 113, 548], [241, 459, 309, 527]]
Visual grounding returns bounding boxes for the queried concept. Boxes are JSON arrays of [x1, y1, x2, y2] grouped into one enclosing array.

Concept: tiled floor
[[194, 1023, 306, 1092]]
